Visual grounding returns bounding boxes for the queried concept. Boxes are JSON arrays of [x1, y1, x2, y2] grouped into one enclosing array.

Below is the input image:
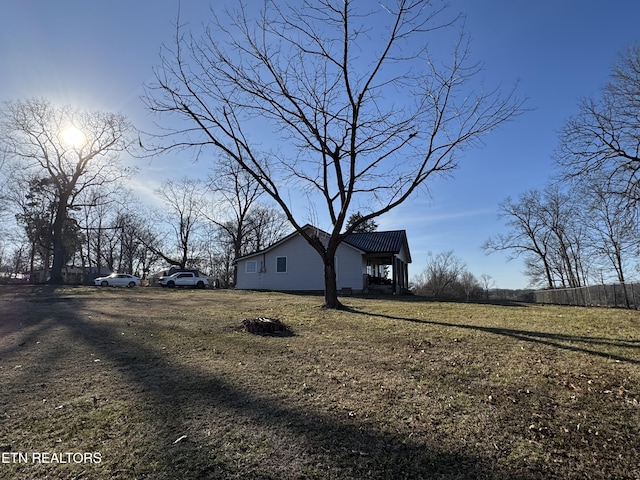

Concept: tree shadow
[[345, 307, 640, 365], [341, 292, 532, 308], [0, 293, 534, 479]]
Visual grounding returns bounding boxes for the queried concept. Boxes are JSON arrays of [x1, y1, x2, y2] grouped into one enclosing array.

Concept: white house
[[234, 224, 411, 294]]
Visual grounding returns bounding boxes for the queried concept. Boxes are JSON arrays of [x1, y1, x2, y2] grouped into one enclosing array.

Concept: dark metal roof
[[234, 224, 411, 263], [344, 230, 410, 261]]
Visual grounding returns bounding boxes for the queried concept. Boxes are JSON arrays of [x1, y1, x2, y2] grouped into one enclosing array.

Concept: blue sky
[[2, 1, 639, 289]]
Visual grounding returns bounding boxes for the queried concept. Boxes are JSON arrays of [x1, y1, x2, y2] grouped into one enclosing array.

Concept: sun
[[61, 126, 86, 149]]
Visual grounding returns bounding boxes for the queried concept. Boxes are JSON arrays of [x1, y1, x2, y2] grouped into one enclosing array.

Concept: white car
[[94, 273, 141, 287]]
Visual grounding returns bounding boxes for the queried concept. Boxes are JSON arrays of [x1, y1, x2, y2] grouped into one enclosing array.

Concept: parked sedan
[[94, 273, 141, 287]]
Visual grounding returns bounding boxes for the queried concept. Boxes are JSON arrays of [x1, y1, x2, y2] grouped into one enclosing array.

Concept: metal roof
[[344, 230, 410, 261], [234, 225, 411, 263]]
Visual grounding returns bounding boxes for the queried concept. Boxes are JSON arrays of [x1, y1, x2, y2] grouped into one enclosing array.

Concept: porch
[[362, 253, 409, 295]]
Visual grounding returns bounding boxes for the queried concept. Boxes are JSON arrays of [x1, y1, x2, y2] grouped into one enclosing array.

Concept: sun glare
[[61, 126, 86, 149]]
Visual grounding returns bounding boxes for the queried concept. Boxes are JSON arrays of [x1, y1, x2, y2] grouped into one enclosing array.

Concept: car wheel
[[196, 281, 205, 289], [101, 281, 108, 287], [167, 281, 175, 288], [128, 281, 136, 288]]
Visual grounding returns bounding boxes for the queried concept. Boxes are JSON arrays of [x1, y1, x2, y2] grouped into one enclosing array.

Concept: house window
[[276, 256, 287, 273], [246, 260, 258, 273]]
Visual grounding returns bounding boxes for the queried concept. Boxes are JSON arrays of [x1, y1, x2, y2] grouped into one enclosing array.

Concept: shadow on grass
[[55, 308, 504, 478], [345, 307, 640, 366], [1, 292, 531, 479], [355, 293, 532, 308], [276, 289, 532, 308]]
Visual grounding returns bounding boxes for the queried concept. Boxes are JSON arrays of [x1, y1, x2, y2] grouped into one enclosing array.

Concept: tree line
[[484, 45, 640, 290], [411, 250, 496, 301], [0, 100, 288, 286]]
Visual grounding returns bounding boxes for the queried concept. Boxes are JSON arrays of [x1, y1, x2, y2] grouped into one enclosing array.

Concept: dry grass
[[0, 286, 638, 479]]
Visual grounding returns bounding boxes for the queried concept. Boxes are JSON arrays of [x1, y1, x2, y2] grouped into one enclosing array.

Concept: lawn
[[0, 286, 638, 479]]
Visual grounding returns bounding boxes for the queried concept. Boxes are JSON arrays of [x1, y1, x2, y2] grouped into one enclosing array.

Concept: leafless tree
[[145, 0, 524, 307], [580, 176, 639, 287], [0, 148, 11, 223], [479, 273, 495, 299], [68, 185, 162, 281], [0, 99, 134, 284], [243, 204, 288, 253], [555, 44, 640, 201], [202, 158, 288, 284], [74, 185, 121, 279], [206, 158, 266, 260], [539, 186, 587, 288], [413, 250, 467, 298], [483, 190, 555, 288], [484, 185, 590, 289], [459, 270, 481, 302], [153, 177, 207, 270], [118, 208, 163, 280]]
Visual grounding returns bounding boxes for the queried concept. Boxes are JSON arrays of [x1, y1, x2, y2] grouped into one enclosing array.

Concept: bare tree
[[459, 270, 480, 301], [413, 250, 467, 298], [202, 158, 288, 284], [243, 204, 288, 253], [145, 0, 524, 308], [479, 273, 495, 299], [555, 44, 640, 201], [0, 148, 11, 224], [540, 186, 587, 288], [118, 208, 163, 280], [0, 99, 134, 284], [154, 177, 207, 270], [484, 185, 590, 289], [206, 158, 264, 259], [580, 176, 639, 288], [74, 185, 122, 279], [483, 190, 555, 288]]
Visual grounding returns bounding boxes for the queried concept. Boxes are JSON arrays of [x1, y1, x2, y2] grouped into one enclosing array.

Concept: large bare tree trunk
[[49, 196, 69, 285], [323, 256, 342, 310]]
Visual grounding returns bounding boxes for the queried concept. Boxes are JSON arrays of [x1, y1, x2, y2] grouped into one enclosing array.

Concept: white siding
[[397, 243, 411, 264], [335, 245, 366, 290], [236, 233, 365, 291]]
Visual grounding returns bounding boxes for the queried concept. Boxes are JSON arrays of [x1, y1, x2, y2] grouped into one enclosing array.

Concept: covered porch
[[363, 253, 409, 295]]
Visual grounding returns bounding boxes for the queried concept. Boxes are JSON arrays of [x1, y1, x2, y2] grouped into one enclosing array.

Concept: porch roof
[[344, 230, 411, 263]]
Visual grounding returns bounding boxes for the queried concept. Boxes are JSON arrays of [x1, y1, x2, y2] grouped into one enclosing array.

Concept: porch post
[[392, 256, 398, 294], [404, 263, 409, 291]]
